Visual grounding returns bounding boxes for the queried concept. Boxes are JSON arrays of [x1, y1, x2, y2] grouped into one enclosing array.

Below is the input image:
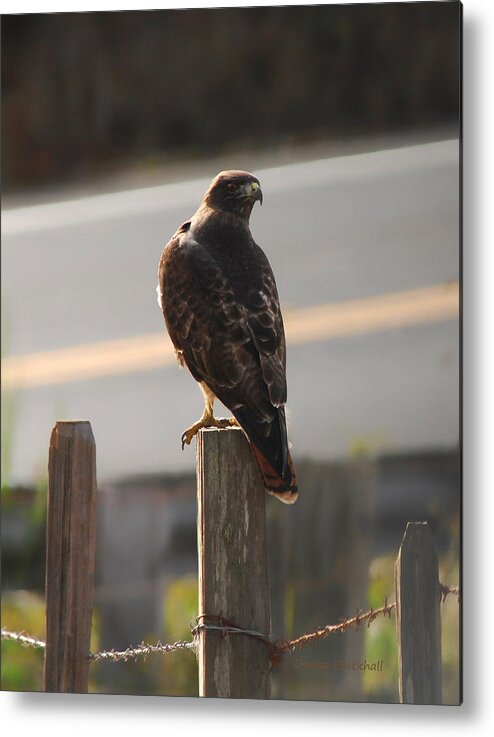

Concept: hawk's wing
[[158, 226, 289, 478]]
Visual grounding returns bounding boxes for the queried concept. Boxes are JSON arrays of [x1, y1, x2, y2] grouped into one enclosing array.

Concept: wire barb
[[1, 584, 460, 668], [1, 629, 46, 651], [439, 582, 460, 603], [191, 613, 269, 645], [269, 599, 397, 667], [90, 639, 195, 663]]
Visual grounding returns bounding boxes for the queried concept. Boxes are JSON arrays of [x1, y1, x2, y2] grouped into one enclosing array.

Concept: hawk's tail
[[251, 444, 299, 504]]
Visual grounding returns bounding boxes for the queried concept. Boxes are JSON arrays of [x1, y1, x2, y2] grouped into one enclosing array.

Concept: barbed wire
[[90, 639, 195, 662], [0, 628, 194, 662], [1, 582, 459, 667], [270, 599, 396, 666], [440, 583, 460, 602], [1, 629, 46, 651]]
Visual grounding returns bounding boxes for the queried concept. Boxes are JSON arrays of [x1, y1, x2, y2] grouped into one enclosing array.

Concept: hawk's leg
[[181, 383, 239, 449]]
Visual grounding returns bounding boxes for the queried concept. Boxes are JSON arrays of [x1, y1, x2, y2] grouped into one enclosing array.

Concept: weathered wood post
[[44, 421, 97, 693], [196, 427, 271, 698], [395, 521, 442, 704]]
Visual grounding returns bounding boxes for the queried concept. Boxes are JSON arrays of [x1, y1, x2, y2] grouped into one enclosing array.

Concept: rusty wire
[[1, 583, 459, 667], [440, 583, 461, 602], [191, 613, 270, 645], [267, 599, 396, 668]]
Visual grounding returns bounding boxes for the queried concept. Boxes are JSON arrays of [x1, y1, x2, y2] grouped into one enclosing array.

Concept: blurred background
[[1, 2, 460, 703]]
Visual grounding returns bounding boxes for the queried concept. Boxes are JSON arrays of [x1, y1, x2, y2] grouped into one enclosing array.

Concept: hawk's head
[[204, 170, 263, 218]]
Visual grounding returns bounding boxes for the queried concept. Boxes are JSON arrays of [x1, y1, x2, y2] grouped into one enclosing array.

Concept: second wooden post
[[395, 521, 442, 704], [44, 421, 97, 693], [196, 427, 271, 699]]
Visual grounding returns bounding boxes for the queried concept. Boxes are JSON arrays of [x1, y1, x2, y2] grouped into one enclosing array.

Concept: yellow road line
[[286, 281, 459, 344], [2, 282, 458, 390]]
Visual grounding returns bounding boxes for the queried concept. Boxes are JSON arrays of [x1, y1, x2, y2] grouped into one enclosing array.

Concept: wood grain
[[395, 521, 442, 704], [196, 427, 271, 699], [43, 421, 97, 693]]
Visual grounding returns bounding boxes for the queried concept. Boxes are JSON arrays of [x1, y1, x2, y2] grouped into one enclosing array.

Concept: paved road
[[1, 139, 460, 486]]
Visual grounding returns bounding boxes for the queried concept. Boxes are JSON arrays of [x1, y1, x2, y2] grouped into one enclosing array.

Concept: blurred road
[[2, 139, 459, 485]]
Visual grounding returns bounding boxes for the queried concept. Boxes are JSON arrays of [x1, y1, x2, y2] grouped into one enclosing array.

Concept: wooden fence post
[[196, 427, 271, 699], [44, 421, 97, 693], [394, 521, 442, 704]]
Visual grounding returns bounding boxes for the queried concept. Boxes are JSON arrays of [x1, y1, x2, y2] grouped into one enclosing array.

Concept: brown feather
[[158, 170, 298, 502], [251, 444, 298, 504]]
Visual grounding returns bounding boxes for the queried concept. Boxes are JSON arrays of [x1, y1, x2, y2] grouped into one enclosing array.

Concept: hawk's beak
[[238, 181, 263, 205], [249, 181, 263, 206]]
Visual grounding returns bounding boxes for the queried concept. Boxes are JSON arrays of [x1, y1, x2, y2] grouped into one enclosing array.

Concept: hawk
[[157, 170, 298, 504]]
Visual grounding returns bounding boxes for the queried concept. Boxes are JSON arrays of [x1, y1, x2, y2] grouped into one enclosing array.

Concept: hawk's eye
[[226, 183, 238, 192]]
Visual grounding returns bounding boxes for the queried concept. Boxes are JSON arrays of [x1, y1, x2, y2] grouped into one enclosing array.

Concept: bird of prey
[[157, 170, 298, 504]]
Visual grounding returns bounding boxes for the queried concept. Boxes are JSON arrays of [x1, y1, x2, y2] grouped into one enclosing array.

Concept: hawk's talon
[[180, 416, 239, 449]]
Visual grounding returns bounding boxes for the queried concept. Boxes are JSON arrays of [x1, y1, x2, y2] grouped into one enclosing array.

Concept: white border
[[2, 0, 492, 733]]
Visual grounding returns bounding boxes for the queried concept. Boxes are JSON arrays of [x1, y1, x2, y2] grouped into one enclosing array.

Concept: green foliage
[[363, 554, 398, 702], [158, 576, 198, 697], [1, 590, 102, 693], [1, 591, 45, 692], [348, 431, 388, 459], [363, 618, 398, 702], [439, 553, 461, 705], [2, 490, 47, 592], [163, 576, 197, 640], [363, 547, 460, 704]]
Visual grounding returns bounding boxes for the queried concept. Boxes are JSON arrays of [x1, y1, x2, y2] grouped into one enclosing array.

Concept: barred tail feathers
[[250, 443, 299, 504]]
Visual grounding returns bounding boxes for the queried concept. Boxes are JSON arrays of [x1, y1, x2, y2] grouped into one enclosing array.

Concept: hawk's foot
[[181, 416, 239, 449]]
